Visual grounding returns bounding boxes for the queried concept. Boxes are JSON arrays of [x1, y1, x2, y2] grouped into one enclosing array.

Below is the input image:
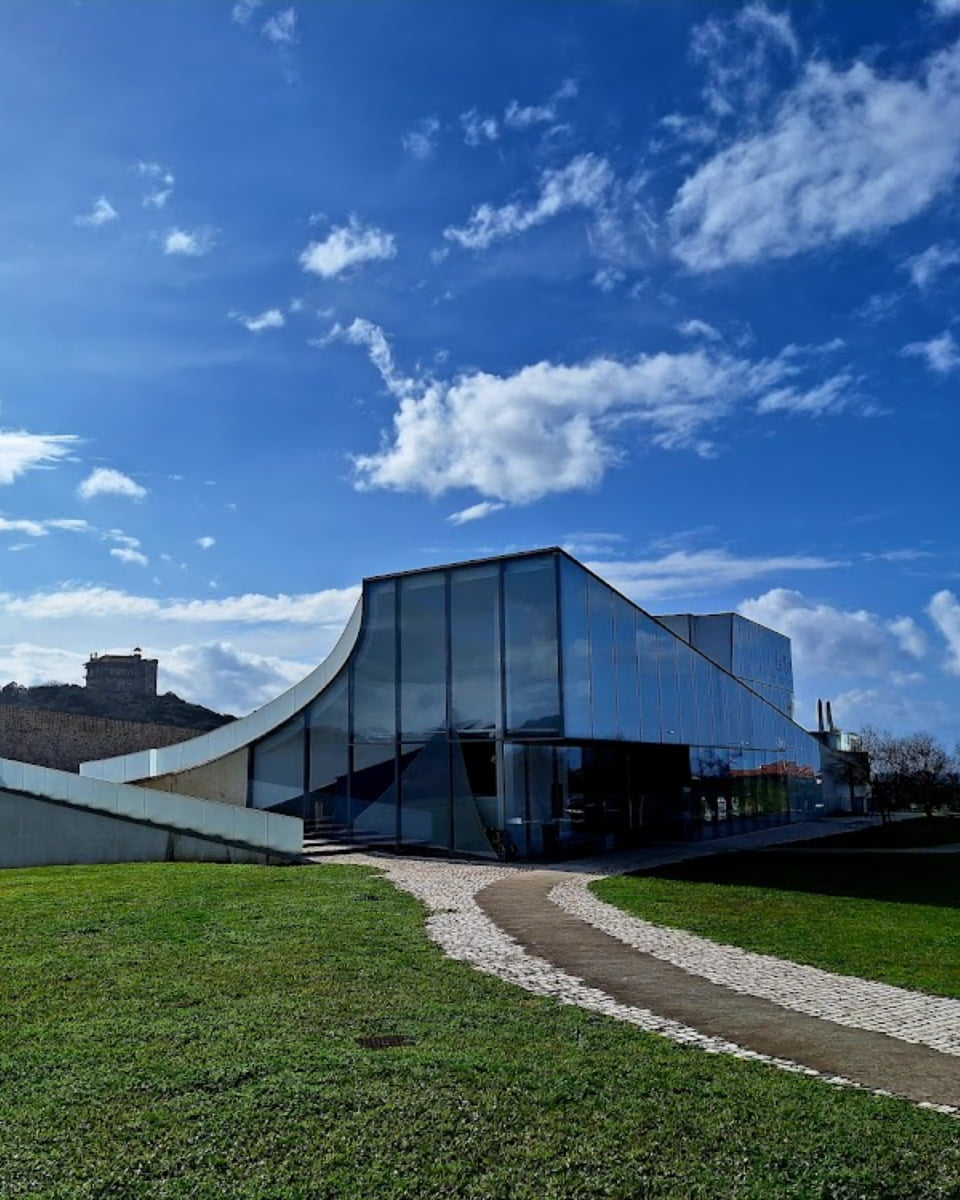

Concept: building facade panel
[[242, 549, 832, 859]]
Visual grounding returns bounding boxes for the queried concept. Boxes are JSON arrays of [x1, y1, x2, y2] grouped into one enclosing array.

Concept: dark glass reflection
[[307, 671, 349, 827], [399, 572, 447, 739], [560, 559, 591, 739], [352, 580, 397, 741], [504, 556, 560, 734], [450, 565, 500, 733], [588, 578, 616, 739], [250, 715, 305, 812]]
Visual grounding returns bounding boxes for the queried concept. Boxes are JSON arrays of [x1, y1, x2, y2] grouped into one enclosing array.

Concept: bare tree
[[859, 727, 953, 820]]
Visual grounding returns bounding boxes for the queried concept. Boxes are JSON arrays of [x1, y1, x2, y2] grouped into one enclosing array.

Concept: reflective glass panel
[[399, 741, 450, 850], [614, 597, 639, 741], [450, 565, 500, 734], [676, 643, 698, 745], [399, 572, 447, 739], [250, 715, 305, 811], [504, 556, 561, 734], [588, 577, 617, 739], [637, 616, 661, 742], [352, 580, 396, 741], [656, 625, 680, 744], [559, 559, 591, 739], [451, 739, 499, 856], [307, 672, 349, 825], [350, 742, 397, 843]]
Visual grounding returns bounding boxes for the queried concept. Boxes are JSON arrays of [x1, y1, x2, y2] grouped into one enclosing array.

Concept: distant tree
[[859, 727, 954, 820]]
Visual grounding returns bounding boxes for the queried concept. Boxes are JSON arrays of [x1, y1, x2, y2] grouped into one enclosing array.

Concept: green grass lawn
[[593, 852, 960, 999], [1, 863, 959, 1200]]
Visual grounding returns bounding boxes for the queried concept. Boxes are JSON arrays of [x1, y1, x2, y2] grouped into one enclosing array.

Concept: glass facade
[[248, 550, 827, 860]]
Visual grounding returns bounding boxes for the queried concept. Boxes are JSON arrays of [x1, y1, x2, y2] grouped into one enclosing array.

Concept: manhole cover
[[353, 893, 381, 902], [355, 1035, 415, 1050]]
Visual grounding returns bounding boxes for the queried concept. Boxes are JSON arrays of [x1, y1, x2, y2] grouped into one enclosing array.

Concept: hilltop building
[[85, 649, 158, 697]]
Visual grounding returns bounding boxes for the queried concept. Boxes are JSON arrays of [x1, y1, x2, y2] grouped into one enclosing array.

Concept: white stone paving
[[551, 873, 960, 1058], [317, 850, 959, 1116]]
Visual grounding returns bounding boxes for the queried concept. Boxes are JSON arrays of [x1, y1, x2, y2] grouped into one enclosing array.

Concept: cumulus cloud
[[402, 116, 441, 160], [671, 39, 960, 271], [460, 109, 499, 145], [901, 330, 960, 375], [110, 547, 149, 567], [262, 7, 297, 43], [164, 227, 216, 257], [299, 216, 397, 278], [503, 78, 578, 129], [77, 468, 147, 502], [338, 318, 860, 504], [75, 196, 117, 228], [583, 550, 841, 604], [159, 641, 311, 713], [196, 536, 216, 550], [233, 307, 285, 333], [446, 501, 506, 526], [928, 590, 960, 673], [444, 154, 616, 251], [0, 432, 79, 484], [738, 588, 927, 676], [138, 161, 175, 209]]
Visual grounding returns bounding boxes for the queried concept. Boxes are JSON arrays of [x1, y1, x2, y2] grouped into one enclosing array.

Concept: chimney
[[817, 698, 824, 733], [826, 700, 835, 732]]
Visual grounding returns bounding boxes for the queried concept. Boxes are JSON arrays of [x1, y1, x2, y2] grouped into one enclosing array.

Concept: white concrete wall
[[0, 757, 302, 859]]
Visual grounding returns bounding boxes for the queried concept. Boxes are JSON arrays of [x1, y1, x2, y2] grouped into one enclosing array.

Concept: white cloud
[[402, 117, 441, 161], [138, 161, 175, 209], [738, 588, 927, 676], [690, 2, 798, 119], [671, 40, 960, 271], [299, 216, 397, 278], [931, 0, 960, 18], [159, 641, 311, 713], [75, 196, 117, 228], [262, 7, 297, 43], [231, 0, 261, 25], [444, 154, 616, 251], [586, 550, 841, 604], [0, 515, 93, 538], [110, 547, 149, 568], [234, 307, 285, 333], [503, 78, 578, 129], [0, 432, 79, 484], [446, 501, 506, 525], [755, 371, 857, 415], [904, 242, 960, 290], [928, 590, 960, 673], [196, 536, 216, 550], [460, 109, 499, 145], [677, 318, 722, 342], [343, 319, 861, 504], [78, 468, 147, 502], [901, 330, 960, 375], [164, 227, 216, 257], [0, 584, 359, 626]]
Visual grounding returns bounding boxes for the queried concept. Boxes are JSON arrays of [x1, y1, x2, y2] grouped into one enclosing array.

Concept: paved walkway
[[316, 818, 960, 1115]]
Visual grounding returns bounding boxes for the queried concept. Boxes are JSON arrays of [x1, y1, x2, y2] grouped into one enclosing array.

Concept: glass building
[[246, 548, 828, 860]]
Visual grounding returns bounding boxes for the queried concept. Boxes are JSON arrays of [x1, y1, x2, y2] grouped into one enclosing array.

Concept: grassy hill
[[0, 682, 233, 731]]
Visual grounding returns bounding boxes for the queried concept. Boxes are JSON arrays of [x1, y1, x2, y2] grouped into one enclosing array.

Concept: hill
[[0, 682, 234, 732]]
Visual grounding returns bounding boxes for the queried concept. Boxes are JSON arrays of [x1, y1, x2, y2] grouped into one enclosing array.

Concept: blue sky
[[2, 0, 959, 739]]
